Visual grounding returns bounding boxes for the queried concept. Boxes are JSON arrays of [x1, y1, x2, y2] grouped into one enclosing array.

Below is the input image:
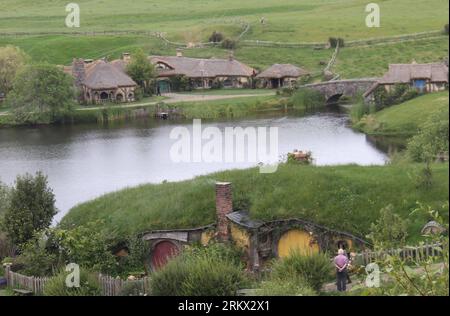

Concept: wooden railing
[[3, 266, 150, 296]]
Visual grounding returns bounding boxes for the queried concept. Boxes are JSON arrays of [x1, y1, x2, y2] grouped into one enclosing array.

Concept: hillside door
[[151, 241, 180, 270]]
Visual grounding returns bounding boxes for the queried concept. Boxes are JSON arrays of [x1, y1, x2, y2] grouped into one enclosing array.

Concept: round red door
[[151, 241, 180, 270]]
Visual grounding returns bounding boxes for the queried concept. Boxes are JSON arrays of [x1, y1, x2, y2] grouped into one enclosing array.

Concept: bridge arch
[[301, 79, 378, 106], [326, 93, 343, 105]]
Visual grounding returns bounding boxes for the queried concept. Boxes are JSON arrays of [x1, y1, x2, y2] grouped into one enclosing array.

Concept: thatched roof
[[363, 62, 448, 97], [379, 63, 448, 84], [149, 56, 255, 78], [83, 60, 136, 89], [64, 59, 136, 90], [256, 64, 309, 79]]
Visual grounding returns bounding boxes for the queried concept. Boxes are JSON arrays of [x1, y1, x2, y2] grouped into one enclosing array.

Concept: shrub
[[221, 38, 238, 49], [328, 37, 345, 48], [43, 268, 101, 296], [209, 31, 224, 43], [373, 84, 421, 110], [290, 88, 325, 110], [150, 243, 247, 296], [366, 204, 409, 248], [407, 108, 449, 162], [444, 24, 449, 35], [257, 278, 317, 296], [271, 251, 333, 292], [15, 233, 57, 277], [119, 280, 150, 296], [350, 101, 370, 124], [51, 222, 119, 275]]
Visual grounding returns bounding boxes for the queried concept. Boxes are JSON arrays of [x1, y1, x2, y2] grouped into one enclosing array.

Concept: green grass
[[334, 37, 449, 78], [355, 92, 449, 136], [0, 0, 447, 42], [0, 34, 447, 80], [0, 0, 447, 79], [168, 95, 285, 119], [0, 95, 283, 126], [0, 288, 13, 296], [62, 163, 449, 243], [183, 89, 273, 96]]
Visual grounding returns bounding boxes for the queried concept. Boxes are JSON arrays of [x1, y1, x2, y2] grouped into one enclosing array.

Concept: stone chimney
[[122, 53, 131, 62], [215, 182, 233, 242], [72, 58, 86, 89], [176, 48, 183, 57]]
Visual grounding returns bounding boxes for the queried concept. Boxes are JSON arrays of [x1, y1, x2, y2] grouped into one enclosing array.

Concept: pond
[[0, 110, 389, 223]]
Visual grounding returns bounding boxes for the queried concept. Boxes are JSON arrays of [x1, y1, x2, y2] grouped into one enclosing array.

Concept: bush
[[444, 24, 449, 35], [221, 38, 238, 50], [373, 84, 421, 110], [257, 278, 317, 296], [290, 88, 325, 110], [366, 204, 409, 248], [119, 280, 149, 296], [209, 31, 224, 43], [15, 234, 57, 277], [350, 101, 370, 124], [329, 37, 345, 48], [407, 108, 449, 162], [271, 251, 333, 292], [43, 268, 101, 296], [51, 221, 119, 275], [150, 243, 247, 296]]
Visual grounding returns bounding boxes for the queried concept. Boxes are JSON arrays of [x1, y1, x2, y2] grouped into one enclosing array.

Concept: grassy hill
[[61, 163, 449, 243], [0, 0, 448, 78], [355, 92, 449, 136], [0, 0, 447, 41]]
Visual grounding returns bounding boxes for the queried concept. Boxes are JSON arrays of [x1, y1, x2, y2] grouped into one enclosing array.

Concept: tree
[[7, 63, 75, 124], [126, 49, 156, 96], [0, 45, 28, 96], [3, 172, 57, 247]]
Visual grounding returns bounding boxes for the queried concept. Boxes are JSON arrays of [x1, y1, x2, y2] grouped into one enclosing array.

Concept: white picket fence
[[354, 242, 444, 266]]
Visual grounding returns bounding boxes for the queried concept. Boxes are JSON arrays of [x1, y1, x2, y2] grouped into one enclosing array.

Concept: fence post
[[4, 264, 11, 286]]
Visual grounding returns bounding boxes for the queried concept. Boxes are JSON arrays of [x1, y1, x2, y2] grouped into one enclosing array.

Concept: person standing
[[334, 248, 349, 292]]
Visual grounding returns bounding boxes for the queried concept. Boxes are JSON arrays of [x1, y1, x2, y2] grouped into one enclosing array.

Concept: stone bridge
[[301, 79, 378, 104]]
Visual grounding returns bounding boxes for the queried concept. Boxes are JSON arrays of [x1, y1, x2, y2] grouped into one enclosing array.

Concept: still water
[[0, 111, 388, 222]]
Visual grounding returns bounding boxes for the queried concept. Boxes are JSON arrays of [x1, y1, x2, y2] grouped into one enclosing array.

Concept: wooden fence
[[354, 242, 444, 266], [4, 266, 49, 295], [3, 266, 150, 296], [98, 274, 151, 296]]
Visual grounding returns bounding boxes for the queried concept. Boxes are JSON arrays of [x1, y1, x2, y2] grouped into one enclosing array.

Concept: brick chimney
[[216, 182, 233, 242]]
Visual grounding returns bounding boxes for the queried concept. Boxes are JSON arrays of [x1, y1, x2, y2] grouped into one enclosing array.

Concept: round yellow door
[[278, 229, 319, 258]]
